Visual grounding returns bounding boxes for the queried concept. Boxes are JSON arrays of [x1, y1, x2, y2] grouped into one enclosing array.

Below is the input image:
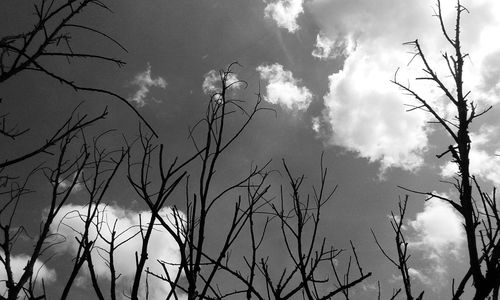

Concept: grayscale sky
[[2, 0, 500, 299]]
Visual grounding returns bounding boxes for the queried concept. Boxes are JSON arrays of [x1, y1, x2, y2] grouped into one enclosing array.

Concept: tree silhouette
[[376, 1, 500, 299], [124, 64, 371, 299], [0, 2, 370, 299]]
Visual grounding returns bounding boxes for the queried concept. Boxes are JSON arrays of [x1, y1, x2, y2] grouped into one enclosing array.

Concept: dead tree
[[251, 158, 371, 300], [390, 1, 500, 299], [126, 63, 271, 299], [372, 197, 423, 300], [125, 64, 371, 299], [0, 0, 154, 146], [0, 113, 125, 300], [0, 1, 150, 299], [195, 157, 372, 300], [2, 2, 372, 298]]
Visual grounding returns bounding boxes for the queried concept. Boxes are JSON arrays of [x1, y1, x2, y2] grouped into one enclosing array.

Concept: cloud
[[406, 197, 465, 286], [0, 253, 57, 296], [129, 63, 167, 107], [360, 282, 378, 292], [321, 53, 430, 172], [408, 197, 464, 259], [309, 0, 500, 172], [51, 204, 186, 300], [257, 63, 313, 111], [441, 125, 500, 185], [202, 69, 241, 96], [311, 117, 321, 133], [408, 268, 432, 286], [57, 172, 84, 194], [312, 31, 356, 60], [264, 0, 304, 32]]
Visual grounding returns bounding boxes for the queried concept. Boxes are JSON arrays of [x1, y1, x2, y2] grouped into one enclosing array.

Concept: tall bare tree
[[380, 1, 500, 299], [125, 64, 371, 299], [0, 1, 134, 299]]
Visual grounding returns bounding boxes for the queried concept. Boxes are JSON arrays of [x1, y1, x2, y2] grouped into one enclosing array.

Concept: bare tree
[[381, 1, 500, 299], [0, 1, 140, 299], [0, 114, 125, 300], [1, 2, 373, 299], [372, 197, 423, 300], [123, 64, 371, 299], [0, 0, 154, 147], [250, 158, 371, 300]]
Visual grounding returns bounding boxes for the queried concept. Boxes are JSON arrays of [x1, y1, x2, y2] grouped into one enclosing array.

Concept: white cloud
[[129, 63, 167, 107], [311, 117, 321, 133], [51, 204, 186, 300], [406, 197, 465, 286], [462, 1, 500, 106], [321, 51, 430, 172], [58, 172, 84, 194], [312, 31, 356, 60], [441, 125, 500, 185], [264, 0, 304, 33], [310, 0, 500, 172], [202, 69, 241, 96], [408, 268, 432, 286], [408, 197, 464, 259], [0, 253, 57, 296], [360, 282, 378, 292], [257, 63, 313, 111]]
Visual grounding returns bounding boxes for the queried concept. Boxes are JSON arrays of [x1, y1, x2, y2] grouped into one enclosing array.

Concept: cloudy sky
[[2, 0, 500, 299]]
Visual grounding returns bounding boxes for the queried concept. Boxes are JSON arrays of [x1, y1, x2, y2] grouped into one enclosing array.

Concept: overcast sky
[[2, 0, 500, 299]]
